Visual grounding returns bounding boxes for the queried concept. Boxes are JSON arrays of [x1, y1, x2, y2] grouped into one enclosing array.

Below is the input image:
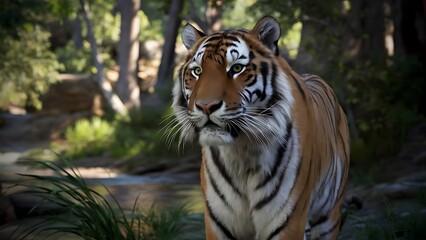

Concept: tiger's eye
[[231, 64, 243, 73], [193, 67, 202, 75]]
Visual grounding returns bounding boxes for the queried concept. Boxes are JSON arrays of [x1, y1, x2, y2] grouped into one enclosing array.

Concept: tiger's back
[[172, 16, 350, 240]]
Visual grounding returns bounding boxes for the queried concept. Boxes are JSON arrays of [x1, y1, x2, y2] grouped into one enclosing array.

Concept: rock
[[0, 112, 92, 144], [39, 74, 105, 115], [398, 123, 426, 165]]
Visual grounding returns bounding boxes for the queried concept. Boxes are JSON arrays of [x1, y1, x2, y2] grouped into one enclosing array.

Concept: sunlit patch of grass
[[2, 159, 204, 240], [61, 106, 189, 161], [64, 116, 115, 158]]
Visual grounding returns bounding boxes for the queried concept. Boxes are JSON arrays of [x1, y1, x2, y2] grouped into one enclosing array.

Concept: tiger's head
[[172, 17, 294, 147]]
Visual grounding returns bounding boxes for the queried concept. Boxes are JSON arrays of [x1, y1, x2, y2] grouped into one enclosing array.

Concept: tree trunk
[[117, 0, 141, 109], [155, 0, 183, 90], [72, 14, 83, 49], [79, 0, 127, 115], [189, 0, 223, 34], [350, 0, 387, 61], [205, 0, 223, 34]]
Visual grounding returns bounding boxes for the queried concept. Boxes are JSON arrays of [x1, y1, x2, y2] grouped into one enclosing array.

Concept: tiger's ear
[[182, 23, 205, 50], [250, 16, 281, 55]]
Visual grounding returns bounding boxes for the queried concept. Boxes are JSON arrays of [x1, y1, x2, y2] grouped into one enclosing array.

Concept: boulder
[[40, 74, 105, 115]]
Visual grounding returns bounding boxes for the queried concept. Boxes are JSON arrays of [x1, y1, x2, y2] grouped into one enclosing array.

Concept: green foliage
[[347, 57, 425, 165], [0, 0, 52, 38], [65, 117, 115, 158], [63, 106, 176, 160], [89, 0, 120, 43], [247, 0, 301, 32], [8, 159, 203, 240], [140, 205, 204, 240], [0, 26, 62, 109], [55, 41, 93, 73], [139, 11, 163, 41], [222, 0, 257, 30]]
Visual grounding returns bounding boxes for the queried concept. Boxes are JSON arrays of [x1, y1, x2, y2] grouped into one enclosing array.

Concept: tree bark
[[205, 0, 223, 34], [189, 0, 223, 34], [350, 0, 386, 61], [72, 14, 83, 49], [155, 0, 183, 90], [117, 0, 141, 109], [79, 0, 127, 115]]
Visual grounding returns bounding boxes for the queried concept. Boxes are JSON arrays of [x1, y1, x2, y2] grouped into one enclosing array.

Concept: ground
[[1, 113, 426, 239]]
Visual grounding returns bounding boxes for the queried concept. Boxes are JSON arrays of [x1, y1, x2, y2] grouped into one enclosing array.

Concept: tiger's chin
[[198, 126, 234, 146]]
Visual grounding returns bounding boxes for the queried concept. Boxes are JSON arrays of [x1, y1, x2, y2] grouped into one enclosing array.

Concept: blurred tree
[[78, 0, 127, 115], [116, 0, 142, 109], [156, 0, 184, 90], [0, 0, 63, 111], [155, 0, 241, 92], [0, 26, 61, 111], [0, 0, 51, 39], [188, 0, 224, 34]]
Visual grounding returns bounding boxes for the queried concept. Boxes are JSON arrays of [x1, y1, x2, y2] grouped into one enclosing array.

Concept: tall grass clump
[[6, 159, 203, 240]]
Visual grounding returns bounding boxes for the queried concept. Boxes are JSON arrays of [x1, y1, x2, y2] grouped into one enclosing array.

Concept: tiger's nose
[[195, 99, 223, 115]]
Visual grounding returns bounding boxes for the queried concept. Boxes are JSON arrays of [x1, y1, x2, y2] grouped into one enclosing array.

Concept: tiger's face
[[173, 18, 294, 146]]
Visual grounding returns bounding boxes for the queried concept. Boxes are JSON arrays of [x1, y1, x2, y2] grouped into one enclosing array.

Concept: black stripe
[[241, 90, 250, 103], [206, 164, 232, 209], [253, 89, 262, 102], [310, 216, 328, 228], [206, 201, 237, 240], [254, 166, 286, 209], [196, 51, 204, 58], [265, 156, 302, 239], [249, 51, 255, 60], [202, 43, 215, 49], [260, 61, 268, 101], [224, 35, 240, 42], [210, 147, 242, 196], [256, 123, 293, 189], [254, 138, 296, 210], [266, 217, 289, 240], [266, 63, 280, 108], [225, 42, 237, 47], [246, 75, 257, 87], [315, 220, 340, 240], [205, 35, 223, 42]]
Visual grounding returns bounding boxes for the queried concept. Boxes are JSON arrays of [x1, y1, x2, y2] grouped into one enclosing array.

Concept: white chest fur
[[203, 127, 300, 240]]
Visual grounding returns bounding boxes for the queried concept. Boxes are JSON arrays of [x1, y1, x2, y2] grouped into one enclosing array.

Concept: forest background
[[1, 0, 424, 165], [0, 0, 425, 239]]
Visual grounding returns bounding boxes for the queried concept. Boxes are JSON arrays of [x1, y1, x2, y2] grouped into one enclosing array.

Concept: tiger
[[171, 16, 350, 240]]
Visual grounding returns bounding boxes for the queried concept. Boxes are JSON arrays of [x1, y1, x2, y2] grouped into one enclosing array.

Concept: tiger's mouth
[[197, 119, 240, 146], [203, 119, 221, 129]]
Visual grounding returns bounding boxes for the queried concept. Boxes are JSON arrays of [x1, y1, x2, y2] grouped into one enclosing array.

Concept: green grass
[[61, 106, 182, 160], [4, 159, 204, 240], [64, 116, 115, 158]]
